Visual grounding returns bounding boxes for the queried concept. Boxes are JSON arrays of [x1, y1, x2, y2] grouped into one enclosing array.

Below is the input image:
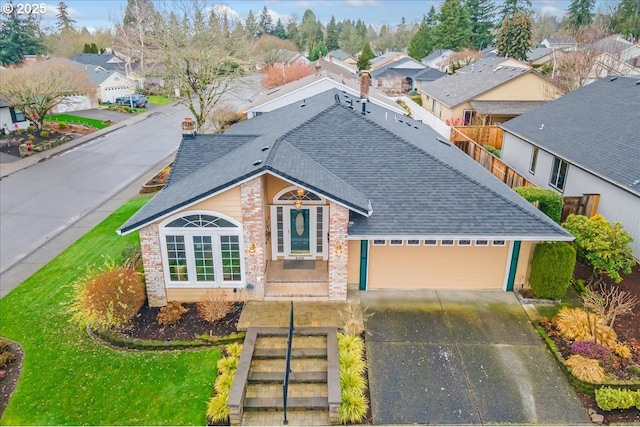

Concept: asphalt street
[[0, 103, 191, 297]]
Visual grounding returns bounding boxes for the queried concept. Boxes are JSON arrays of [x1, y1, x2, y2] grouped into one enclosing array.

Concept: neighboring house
[[370, 51, 407, 70], [265, 49, 310, 68], [421, 49, 454, 72], [418, 60, 557, 125], [500, 76, 640, 258], [541, 36, 579, 51], [117, 88, 571, 306], [327, 49, 357, 65], [527, 47, 554, 66], [480, 46, 498, 58], [0, 98, 29, 130], [84, 67, 134, 104], [245, 70, 406, 118], [370, 56, 427, 95], [412, 67, 447, 89], [593, 35, 640, 63], [314, 56, 358, 77], [71, 53, 144, 89], [586, 52, 640, 84]]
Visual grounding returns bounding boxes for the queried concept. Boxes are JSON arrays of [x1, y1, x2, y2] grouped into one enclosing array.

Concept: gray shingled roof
[[119, 89, 571, 240], [328, 49, 353, 61], [470, 100, 547, 115], [501, 76, 640, 195], [527, 47, 552, 62], [421, 49, 453, 62], [420, 64, 530, 108], [71, 53, 129, 71], [84, 67, 118, 85], [413, 67, 447, 81]]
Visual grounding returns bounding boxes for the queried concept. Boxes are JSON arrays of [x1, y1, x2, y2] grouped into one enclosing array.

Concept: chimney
[[632, 56, 639, 68], [181, 117, 196, 138], [359, 71, 371, 100]]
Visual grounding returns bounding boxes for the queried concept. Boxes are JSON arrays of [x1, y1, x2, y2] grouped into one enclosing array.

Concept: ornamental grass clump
[[338, 332, 368, 424], [198, 289, 233, 323], [564, 354, 607, 383], [68, 260, 146, 330], [554, 307, 618, 349], [206, 343, 242, 423], [340, 303, 373, 336]]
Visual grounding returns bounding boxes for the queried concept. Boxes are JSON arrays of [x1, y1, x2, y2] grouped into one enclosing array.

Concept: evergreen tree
[[326, 16, 339, 51], [357, 40, 375, 70], [123, 0, 156, 26], [82, 43, 91, 53], [309, 41, 328, 60], [272, 18, 286, 39], [90, 42, 98, 53], [408, 17, 435, 60], [434, 0, 472, 50], [500, 0, 532, 19], [466, 0, 496, 50], [286, 17, 302, 50], [495, 12, 533, 60], [0, 8, 46, 65], [611, 0, 640, 39], [56, 1, 76, 33], [565, 0, 595, 33], [258, 6, 273, 36], [426, 5, 439, 26], [300, 9, 321, 53], [245, 9, 258, 38]]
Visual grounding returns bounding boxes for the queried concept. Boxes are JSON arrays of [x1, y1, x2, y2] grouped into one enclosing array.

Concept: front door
[[290, 208, 310, 255]]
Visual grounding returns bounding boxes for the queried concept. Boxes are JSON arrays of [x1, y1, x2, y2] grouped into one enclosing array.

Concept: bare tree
[[148, 0, 253, 133], [449, 49, 483, 72], [581, 283, 638, 329], [112, 0, 159, 72], [0, 58, 95, 129]]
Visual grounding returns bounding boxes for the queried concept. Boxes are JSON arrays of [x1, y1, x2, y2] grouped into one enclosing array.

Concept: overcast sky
[[35, 0, 619, 32]]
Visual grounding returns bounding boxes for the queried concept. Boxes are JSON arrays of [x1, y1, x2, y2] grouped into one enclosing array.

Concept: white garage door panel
[[57, 96, 91, 113], [103, 86, 132, 103]]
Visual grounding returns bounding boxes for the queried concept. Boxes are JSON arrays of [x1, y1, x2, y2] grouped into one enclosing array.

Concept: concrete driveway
[[361, 290, 591, 425]]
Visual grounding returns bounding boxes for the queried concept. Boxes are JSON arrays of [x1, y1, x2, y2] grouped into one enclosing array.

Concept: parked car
[[114, 94, 148, 108]]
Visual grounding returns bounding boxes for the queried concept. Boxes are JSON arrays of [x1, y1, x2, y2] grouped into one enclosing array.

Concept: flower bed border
[[534, 322, 640, 395], [91, 327, 245, 351]]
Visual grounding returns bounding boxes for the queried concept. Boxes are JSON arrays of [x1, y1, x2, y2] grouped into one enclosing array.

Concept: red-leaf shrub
[[261, 62, 313, 89]]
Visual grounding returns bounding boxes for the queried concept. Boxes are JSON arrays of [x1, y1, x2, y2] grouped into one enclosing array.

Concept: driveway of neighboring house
[[361, 290, 591, 425], [65, 107, 147, 124]]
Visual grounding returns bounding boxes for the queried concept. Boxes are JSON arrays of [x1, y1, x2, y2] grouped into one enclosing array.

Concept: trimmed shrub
[[27, 134, 35, 141], [483, 144, 501, 158], [57, 121, 67, 129], [121, 243, 142, 270], [529, 242, 576, 300], [197, 289, 233, 323], [206, 391, 230, 422], [68, 260, 146, 330], [207, 343, 241, 423], [595, 387, 640, 411], [0, 351, 16, 369], [39, 130, 49, 138], [410, 95, 422, 105], [564, 354, 606, 382], [156, 301, 188, 326], [514, 186, 563, 223]]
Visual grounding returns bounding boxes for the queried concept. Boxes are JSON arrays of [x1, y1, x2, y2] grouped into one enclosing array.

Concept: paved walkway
[[237, 301, 349, 330], [361, 290, 591, 425]]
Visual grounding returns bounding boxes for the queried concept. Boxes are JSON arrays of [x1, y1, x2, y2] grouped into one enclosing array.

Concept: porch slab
[[237, 301, 348, 330], [267, 260, 328, 282]]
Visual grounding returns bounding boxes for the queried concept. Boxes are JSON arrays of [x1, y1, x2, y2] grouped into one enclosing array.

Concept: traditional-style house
[[421, 49, 454, 72], [370, 56, 428, 95], [118, 89, 571, 306], [500, 76, 640, 258]]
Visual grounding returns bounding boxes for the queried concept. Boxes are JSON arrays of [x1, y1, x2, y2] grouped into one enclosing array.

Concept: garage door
[[367, 241, 509, 290], [57, 96, 91, 113], [103, 86, 132, 103]]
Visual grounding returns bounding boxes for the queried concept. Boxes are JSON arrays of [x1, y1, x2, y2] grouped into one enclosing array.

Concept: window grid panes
[[475, 240, 489, 246], [550, 157, 568, 191], [390, 239, 403, 246], [316, 207, 323, 253], [166, 214, 236, 228], [372, 239, 386, 246], [441, 239, 454, 246], [407, 239, 420, 246], [278, 190, 321, 201], [193, 236, 215, 282], [220, 235, 242, 281], [492, 240, 506, 246], [424, 239, 437, 246], [276, 207, 284, 253], [166, 235, 188, 281], [458, 240, 471, 246]]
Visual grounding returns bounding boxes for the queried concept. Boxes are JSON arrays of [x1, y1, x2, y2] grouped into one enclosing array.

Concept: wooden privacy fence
[[449, 127, 600, 219], [561, 194, 601, 221], [450, 128, 534, 188], [450, 125, 504, 149]]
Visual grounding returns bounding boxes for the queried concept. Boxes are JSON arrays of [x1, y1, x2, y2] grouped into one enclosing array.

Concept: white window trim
[[549, 156, 569, 192], [474, 240, 489, 246], [529, 146, 539, 174], [492, 240, 506, 247], [389, 239, 403, 246], [424, 240, 438, 246], [406, 239, 421, 246], [441, 239, 454, 246], [372, 239, 386, 246], [269, 204, 328, 260], [159, 210, 245, 288], [457, 239, 472, 246]]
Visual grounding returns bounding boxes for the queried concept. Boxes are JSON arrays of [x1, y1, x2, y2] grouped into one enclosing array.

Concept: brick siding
[[139, 224, 167, 307], [328, 202, 348, 300], [241, 177, 266, 300]]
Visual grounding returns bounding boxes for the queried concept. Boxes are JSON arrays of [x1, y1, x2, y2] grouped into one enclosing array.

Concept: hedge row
[[514, 186, 563, 223]]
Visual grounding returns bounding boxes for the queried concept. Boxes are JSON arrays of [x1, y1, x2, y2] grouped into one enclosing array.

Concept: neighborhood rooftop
[[119, 89, 570, 241], [501, 76, 640, 195]]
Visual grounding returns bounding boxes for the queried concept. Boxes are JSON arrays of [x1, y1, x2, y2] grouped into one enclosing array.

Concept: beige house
[[118, 89, 571, 306], [419, 59, 558, 125]]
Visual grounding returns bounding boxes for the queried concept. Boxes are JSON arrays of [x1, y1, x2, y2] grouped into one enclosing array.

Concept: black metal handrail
[[283, 301, 294, 425]]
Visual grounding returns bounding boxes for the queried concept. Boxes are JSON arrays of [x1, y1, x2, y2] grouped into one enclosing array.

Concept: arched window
[[160, 212, 243, 288], [273, 186, 324, 204]]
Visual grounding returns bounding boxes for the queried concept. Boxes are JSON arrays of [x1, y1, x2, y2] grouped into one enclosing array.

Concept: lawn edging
[[90, 327, 246, 351], [534, 322, 640, 395]]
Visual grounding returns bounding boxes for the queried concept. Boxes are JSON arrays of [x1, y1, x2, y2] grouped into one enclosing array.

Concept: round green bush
[[27, 134, 35, 141], [529, 241, 576, 300], [514, 186, 563, 223], [39, 130, 49, 138]]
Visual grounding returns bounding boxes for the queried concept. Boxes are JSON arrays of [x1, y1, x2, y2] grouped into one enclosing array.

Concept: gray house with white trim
[[500, 76, 640, 258]]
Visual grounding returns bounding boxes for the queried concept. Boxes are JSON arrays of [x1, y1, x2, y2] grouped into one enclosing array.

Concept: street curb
[[0, 101, 180, 179]]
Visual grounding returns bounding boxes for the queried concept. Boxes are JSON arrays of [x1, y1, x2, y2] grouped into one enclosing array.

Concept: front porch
[[264, 260, 330, 300]]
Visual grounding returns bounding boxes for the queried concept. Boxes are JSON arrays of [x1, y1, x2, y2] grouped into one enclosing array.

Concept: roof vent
[[609, 76, 618, 81], [300, 99, 306, 107], [437, 137, 451, 146], [413, 126, 419, 129], [636, 80, 640, 85], [261, 146, 270, 151], [334, 94, 341, 103], [252, 160, 262, 166]]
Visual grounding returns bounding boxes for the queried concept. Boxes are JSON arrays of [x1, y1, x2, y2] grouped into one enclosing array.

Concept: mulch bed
[[113, 302, 244, 341], [0, 342, 22, 419], [539, 261, 640, 425]]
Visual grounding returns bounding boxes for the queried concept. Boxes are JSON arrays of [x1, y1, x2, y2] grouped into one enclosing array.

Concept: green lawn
[[0, 196, 220, 425], [147, 95, 173, 105], [45, 114, 109, 129]]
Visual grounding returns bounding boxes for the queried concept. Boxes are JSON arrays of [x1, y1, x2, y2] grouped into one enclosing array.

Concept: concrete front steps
[[229, 327, 340, 426]]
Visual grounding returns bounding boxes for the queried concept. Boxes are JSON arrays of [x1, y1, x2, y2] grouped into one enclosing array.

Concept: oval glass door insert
[[295, 212, 305, 236]]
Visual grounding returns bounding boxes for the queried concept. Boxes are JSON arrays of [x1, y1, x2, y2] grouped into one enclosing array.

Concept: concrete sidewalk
[[362, 290, 591, 425]]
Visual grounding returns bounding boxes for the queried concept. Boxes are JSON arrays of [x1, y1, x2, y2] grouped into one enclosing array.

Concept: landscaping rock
[[590, 412, 604, 424]]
